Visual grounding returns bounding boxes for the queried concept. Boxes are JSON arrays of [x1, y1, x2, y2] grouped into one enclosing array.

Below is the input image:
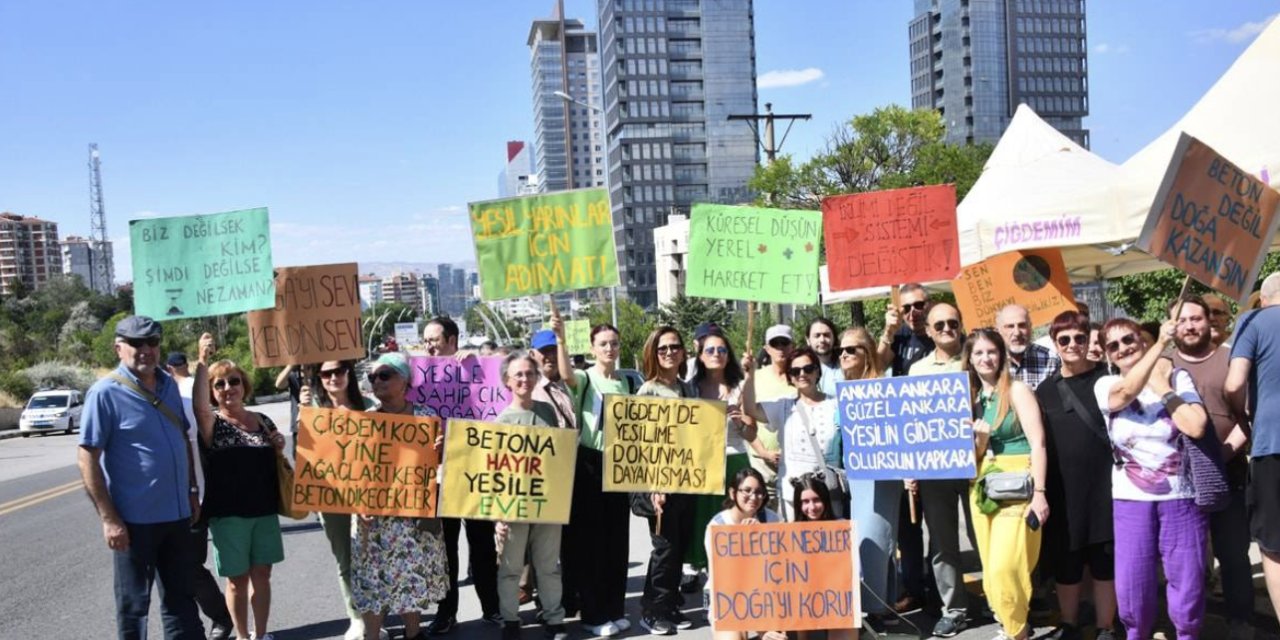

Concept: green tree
[[1107, 251, 1280, 322], [464, 304, 528, 346], [656, 294, 735, 341], [585, 299, 654, 370]]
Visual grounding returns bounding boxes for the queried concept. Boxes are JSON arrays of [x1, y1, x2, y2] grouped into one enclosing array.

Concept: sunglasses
[[839, 345, 867, 357], [932, 319, 960, 332], [768, 338, 793, 349], [702, 345, 728, 356], [656, 344, 684, 355], [1056, 334, 1088, 347], [124, 336, 161, 348], [788, 363, 820, 377], [319, 367, 348, 379], [212, 377, 242, 390], [1105, 333, 1140, 354], [901, 300, 928, 313], [367, 369, 398, 383]]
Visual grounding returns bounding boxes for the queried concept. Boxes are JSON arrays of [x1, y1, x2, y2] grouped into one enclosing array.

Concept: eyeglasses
[[124, 336, 161, 348], [367, 370, 398, 383], [702, 345, 728, 356], [839, 345, 867, 357], [319, 367, 348, 379], [932, 319, 960, 332], [901, 300, 928, 313], [212, 377, 242, 390], [656, 344, 684, 355], [510, 370, 539, 380], [1105, 333, 1139, 354], [1056, 334, 1088, 347], [788, 363, 820, 377], [768, 338, 793, 349]]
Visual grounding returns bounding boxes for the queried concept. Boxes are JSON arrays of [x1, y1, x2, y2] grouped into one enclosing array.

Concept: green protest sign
[[470, 188, 619, 301], [685, 204, 822, 305], [130, 208, 276, 320], [565, 319, 591, 355]]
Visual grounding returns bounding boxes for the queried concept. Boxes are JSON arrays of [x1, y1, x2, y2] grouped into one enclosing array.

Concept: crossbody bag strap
[[108, 373, 184, 432], [1056, 375, 1121, 466]]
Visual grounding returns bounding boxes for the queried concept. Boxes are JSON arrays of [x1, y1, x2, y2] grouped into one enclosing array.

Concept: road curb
[[0, 430, 25, 441]]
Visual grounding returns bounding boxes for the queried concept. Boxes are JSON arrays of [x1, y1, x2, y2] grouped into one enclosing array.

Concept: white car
[[19, 390, 84, 436]]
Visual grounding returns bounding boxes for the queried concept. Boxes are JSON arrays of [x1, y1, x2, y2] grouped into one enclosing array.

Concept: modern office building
[[498, 141, 537, 198], [909, 0, 1089, 147], [381, 271, 421, 310], [61, 235, 114, 295], [358, 274, 383, 310], [419, 274, 440, 317], [0, 212, 62, 296], [599, 0, 759, 309], [529, 4, 607, 193]]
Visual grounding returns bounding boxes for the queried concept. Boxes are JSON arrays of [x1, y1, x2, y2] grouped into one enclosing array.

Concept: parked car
[[19, 390, 84, 436]]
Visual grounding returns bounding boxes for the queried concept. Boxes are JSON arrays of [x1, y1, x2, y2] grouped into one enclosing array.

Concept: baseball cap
[[115, 315, 163, 339], [166, 352, 188, 367], [531, 330, 558, 350], [764, 325, 793, 344], [694, 322, 721, 341]]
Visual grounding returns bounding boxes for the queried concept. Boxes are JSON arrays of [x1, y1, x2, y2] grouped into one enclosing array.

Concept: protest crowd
[[77, 265, 1280, 640]]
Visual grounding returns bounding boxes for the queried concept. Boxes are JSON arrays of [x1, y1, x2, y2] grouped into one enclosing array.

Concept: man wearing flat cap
[[79, 315, 204, 639]]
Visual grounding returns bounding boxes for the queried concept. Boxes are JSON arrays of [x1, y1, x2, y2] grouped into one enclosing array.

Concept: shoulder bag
[[261, 414, 309, 520], [795, 401, 849, 519]]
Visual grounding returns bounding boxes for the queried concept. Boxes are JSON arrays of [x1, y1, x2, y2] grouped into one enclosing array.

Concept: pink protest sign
[[408, 355, 512, 421]]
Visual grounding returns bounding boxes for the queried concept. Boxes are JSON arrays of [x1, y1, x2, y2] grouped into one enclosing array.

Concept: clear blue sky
[[0, 1, 1275, 281]]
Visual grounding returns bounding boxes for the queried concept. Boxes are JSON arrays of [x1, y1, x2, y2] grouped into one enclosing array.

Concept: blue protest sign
[[836, 372, 976, 481]]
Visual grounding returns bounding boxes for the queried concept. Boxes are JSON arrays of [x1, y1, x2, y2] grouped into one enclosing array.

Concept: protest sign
[[602, 394, 727, 494], [685, 204, 822, 305], [1138, 133, 1280, 302], [293, 406, 441, 517], [438, 419, 578, 524], [709, 520, 859, 632], [564, 319, 591, 355], [394, 322, 419, 347], [470, 188, 618, 301], [822, 184, 960, 292], [836, 372, 976, 481], [952, 248, 1076, 328], [130, 207, 276, 319], [247, 263, 364, 367], [408, 356, 511, 420]]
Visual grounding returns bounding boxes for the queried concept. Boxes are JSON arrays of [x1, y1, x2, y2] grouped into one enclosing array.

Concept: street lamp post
[[554, 90, 618, 329]]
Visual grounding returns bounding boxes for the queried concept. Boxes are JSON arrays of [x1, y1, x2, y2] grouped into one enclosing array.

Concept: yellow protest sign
[[293, 406, 441, 517], [438, 419, 578, 524], [602, 394, 727, 495]]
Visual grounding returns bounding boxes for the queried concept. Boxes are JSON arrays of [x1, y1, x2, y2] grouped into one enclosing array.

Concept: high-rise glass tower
[[598, 0, 759, 309], [530, 4, 606, 193], [910, 0, 1089, 147]]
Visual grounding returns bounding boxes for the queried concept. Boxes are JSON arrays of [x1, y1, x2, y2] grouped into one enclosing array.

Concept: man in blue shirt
[[1226, 272, 1280, 622], [78, 315, 203, 639]]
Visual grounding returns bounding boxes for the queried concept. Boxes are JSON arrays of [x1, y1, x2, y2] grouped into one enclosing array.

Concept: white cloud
[[1190, 14, 1276, 44], [758, 67, 825, 89]]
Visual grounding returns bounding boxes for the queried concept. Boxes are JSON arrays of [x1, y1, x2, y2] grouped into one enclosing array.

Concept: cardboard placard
[[822, 185, 960, 292], [952, 248, 1076, 329], [408, 356, 512, 421], [708, 520, 860, 632], [837, 372, 977, 481], [130, 207, 276, 319], [470, 188, 619, 301], [602, 394, 727, 495], [247, 263, 365, 367], [685, 204, 822, 305], [1138, 133, 1280, 302], [438, 419, 578, 524], [293, 406, 441, 517], [564, 319, 592, 356]]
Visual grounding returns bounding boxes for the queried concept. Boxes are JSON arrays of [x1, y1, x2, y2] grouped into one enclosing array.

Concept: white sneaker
[[587, 621, 621, 637], [343, 621, 364, 640], [612, 617, 631, 632]]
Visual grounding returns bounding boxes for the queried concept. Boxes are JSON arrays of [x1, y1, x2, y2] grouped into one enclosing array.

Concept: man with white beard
[[997, 304, 1058, 390]]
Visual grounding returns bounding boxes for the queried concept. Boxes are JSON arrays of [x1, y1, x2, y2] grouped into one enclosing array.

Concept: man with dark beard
[[1168, 295, 1254, 639]]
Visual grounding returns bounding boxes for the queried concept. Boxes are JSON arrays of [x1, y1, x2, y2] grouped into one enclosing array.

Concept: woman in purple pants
[[1094, 317, 1210, 640]]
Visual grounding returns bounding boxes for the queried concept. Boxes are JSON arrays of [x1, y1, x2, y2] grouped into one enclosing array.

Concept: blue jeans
[[113, 519, 204, 640]]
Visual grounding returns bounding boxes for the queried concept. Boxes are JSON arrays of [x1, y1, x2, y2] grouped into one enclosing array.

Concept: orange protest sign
[[822, 184, 960, 292], [1138, 133, 1280, 302], [292, 406, 441, 517], [708, 520, 860, 632], [952, 248, 1076, 328], [247, 263, 365, 367]]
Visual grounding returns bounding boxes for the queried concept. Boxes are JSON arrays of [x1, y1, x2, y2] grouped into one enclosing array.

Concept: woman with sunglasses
[[298, 360, 383, 640], [837, 327, 899, 631], [550, 310, 633, 637], [964, 329, 1049, 640], [634, 326, 700, 635], [686, 328, 757, 585], [1034, 312, 1117, 640], [1094, 318, 1209, 640], [757, 346, 840, 522], [704, 468, 785, 640], [351, 353, 448, 640], [195, 360, 287, 640]]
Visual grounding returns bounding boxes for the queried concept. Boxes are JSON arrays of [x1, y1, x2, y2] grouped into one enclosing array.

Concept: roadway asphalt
[[1, 401, 1275, 639]]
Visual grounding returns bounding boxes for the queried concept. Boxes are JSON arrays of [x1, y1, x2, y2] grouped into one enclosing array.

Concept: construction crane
[[87, 144, 112, 294]]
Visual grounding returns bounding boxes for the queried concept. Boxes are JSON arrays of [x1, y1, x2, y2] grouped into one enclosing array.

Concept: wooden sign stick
[[746, 302, 756, 354]]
